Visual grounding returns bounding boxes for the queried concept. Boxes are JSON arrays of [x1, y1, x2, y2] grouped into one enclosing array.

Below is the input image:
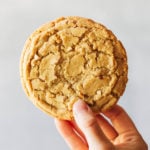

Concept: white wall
[[0, 0, 150, 149]]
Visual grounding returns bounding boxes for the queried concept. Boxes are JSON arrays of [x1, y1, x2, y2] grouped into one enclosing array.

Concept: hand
[[55, 100, 148, 150]]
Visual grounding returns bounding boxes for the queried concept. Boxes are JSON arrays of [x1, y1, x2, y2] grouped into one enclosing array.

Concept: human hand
[[55, 100, 148, 150]]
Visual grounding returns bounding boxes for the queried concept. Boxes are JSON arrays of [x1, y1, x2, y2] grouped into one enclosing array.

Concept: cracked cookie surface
[[20, 16, 128, 120]]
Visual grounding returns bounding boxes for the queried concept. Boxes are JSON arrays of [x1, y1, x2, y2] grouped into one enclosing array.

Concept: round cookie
[[20, 16, 128, 120]]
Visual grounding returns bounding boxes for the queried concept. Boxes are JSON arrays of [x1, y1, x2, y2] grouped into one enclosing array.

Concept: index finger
[[103, 105, 139, 134]]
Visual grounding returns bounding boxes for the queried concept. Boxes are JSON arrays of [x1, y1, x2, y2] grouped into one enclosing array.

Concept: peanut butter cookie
[[20, 16, 128, 120]]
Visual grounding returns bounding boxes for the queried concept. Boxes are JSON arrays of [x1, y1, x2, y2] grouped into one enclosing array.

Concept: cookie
[[20, 16, 128, 120]]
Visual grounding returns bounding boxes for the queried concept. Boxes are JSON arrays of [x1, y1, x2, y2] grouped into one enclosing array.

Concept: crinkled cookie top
[[20, 16, 128, 120]]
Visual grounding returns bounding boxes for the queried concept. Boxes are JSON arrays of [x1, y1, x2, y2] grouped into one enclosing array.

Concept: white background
[[0, 0, 150, 149]]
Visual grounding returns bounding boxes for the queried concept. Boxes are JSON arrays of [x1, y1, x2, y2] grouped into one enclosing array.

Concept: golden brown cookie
[[20, 16, 128, 120]]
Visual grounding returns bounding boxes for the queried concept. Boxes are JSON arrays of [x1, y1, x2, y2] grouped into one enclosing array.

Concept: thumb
[[73, 100, 114, 150]]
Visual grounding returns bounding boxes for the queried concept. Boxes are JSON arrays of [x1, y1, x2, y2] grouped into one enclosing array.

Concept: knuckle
[[84, 117, 97, 129]]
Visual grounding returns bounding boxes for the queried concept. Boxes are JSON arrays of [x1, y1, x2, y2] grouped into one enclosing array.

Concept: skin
[[55, 100, 148, 150]]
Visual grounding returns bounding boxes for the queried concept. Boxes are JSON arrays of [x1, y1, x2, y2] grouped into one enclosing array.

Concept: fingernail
[[73, 100, 91, 117]]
